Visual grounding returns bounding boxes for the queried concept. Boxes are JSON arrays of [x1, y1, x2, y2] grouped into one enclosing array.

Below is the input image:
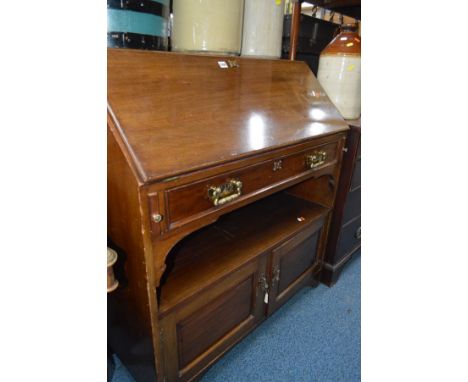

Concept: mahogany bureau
[[107, 48, 349, 382]]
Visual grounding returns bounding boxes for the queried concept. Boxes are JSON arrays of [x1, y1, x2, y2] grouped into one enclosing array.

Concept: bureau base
[[156, 192, 328, 381]]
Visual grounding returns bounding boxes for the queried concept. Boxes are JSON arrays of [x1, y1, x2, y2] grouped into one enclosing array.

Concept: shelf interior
[[158, 192, 329, 317]]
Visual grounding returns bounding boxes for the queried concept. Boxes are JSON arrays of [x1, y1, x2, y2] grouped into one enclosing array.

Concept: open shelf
[[158, 192, 329, 317]]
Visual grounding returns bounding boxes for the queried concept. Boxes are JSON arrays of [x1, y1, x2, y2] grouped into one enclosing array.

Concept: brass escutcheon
[[272, 266, 281, 287], [258, 274, 269, 292], [273, 159, 283, 171]]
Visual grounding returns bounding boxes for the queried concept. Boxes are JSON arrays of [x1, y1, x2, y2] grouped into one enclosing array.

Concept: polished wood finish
[[160, 256, 266, 382], [268, 224, 322, 314], [321, 120, 361, 286], [159, 193, 328, 318], [107, 49, 349, 382], [159, 193, 327, 380], [107, 48, 348, 183], [176, 276, 254, 369], [164, 139, 339, 231], [107, 119, 159, 381]]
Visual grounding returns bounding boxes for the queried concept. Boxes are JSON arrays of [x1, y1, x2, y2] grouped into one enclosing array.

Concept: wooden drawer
[[163, 141, 339, 230], [350, 158, 361, 190], [336, 216, 361, 262], [342, 186, 361, 224]]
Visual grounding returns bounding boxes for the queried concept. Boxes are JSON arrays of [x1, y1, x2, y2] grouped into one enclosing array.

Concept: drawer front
[[336, 216, 361, 263], [357, 138, 361, 160], [164, 141, 339, 230], [350, 158, 361, 190], [342, 186, 361, 224]]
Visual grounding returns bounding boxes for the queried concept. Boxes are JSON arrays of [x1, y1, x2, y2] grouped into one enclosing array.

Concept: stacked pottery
[[107, 0, 170, 50], [241, 0, 285, 58], [171, 0, 244, 54], [317, 24, 361, 120]]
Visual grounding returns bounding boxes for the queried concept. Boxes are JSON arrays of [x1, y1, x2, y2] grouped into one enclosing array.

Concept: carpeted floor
[[111, 252, 361, 382]]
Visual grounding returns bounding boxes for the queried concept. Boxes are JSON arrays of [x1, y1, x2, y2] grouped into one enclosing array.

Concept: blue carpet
[[111, 253, 360, 382]]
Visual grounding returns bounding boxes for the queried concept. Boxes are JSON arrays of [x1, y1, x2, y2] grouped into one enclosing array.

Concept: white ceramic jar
[[171, 0, 244, 54], [241, 0, 285, 58], [317, 24, 361, 120]]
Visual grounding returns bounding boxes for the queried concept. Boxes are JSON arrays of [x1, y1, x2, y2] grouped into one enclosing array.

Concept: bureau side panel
[[107, 122, 158, 381]]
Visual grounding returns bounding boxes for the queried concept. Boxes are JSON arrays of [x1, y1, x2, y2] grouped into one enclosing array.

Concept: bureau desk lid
[[107, 48, 348, 184]]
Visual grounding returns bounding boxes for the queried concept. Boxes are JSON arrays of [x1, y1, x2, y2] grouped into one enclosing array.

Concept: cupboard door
[[159, 255, 268, 382], [268, 224, 322, 315]]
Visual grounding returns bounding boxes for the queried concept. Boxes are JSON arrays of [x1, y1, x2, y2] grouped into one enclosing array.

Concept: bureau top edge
[[107, 48, 349, 185]]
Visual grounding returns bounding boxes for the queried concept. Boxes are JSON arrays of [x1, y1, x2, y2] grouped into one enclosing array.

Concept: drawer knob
[[152, 213, 163, 223], [208, 179, 243, 206], [355, 227, 361, 240], [306, 150, 327, 169]]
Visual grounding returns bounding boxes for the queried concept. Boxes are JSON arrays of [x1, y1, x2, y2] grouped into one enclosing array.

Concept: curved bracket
[[151, 216, 220, 288]]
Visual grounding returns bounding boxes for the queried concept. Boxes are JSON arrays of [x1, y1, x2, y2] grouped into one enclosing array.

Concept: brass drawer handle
[[208, 179, 243, 206], [306, 150, 327, 169]]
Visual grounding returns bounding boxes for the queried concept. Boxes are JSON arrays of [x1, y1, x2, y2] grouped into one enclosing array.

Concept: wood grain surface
[[107, 48, 348, 183]]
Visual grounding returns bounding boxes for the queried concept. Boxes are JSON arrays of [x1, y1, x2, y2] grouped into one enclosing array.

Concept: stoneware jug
[[317, 23, 361, 120], [171, 0, 244, 54], [241, 0, 285, 58]]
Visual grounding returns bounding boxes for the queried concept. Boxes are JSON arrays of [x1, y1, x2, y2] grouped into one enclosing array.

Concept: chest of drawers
[[321, 120, 361, 286], [107, 48, 348, 382]]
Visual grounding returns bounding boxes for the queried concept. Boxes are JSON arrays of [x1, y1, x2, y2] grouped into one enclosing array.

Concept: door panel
[[177, 276, 253, 369], [160, 255, 267, 382], [268, 224, 321, 315], [277, 233, 319, 294]]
